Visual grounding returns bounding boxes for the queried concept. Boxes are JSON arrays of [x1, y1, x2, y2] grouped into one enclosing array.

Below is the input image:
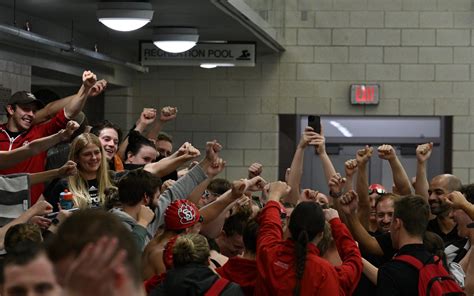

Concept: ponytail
[[293, 230, 309, 296]]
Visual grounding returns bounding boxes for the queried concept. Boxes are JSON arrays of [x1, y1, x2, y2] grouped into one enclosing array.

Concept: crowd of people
[[0, 70, 473, 295]]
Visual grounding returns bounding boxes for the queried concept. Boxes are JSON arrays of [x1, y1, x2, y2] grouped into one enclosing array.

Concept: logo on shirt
[[177, 204, 197, 225]]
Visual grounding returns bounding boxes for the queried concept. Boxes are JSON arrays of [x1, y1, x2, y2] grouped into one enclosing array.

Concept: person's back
[[376, 195, 462, 296], [255, 182, 362, 296]]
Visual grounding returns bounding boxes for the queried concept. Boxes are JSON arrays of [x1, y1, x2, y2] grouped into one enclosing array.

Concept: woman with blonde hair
[[47, 133, 113, 210]]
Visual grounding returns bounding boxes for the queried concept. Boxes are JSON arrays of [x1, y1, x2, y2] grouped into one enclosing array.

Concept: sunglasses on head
[[369, 188, 386, 195], [203, 190, 220, 199]]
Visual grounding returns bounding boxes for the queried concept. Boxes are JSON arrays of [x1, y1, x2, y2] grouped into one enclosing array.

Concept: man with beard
[[427, 174, 466, 263], [111, 169, 159, 250], [374, 194, 399, 234]]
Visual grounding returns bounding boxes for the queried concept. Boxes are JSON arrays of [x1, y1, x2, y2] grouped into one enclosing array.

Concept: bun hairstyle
[[288, 201, 325, 296], [125, 130, 156, 158], [172, 233, 210, 267]]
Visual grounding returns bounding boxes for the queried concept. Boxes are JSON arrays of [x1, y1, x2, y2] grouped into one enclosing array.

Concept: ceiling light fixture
[[200, 63, 235, 69], [153, 27, 199, 53], [97, 1, 154, 32]]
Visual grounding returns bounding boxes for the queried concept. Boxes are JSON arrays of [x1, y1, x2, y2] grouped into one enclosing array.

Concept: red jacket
[[0, 109, 69, 204], [255, 201, 362, 296], [216, 256, 256, 296]]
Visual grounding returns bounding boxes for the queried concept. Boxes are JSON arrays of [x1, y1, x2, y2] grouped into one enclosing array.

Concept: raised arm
[[187, 158, 226, 205], [63, 71, 98, 119], [339, 191, 384, 257], [117, 108, 157, 161], [415, 142, 432, 202], [30, 161, 77, 185], [146, 106, 177, 141], [444, 191, 474, 221], [325, 208, 362, 296], [143, 142, 200, 177], [314, 126, 337, 189], [286, 127, 319, 205], [0, 121, 78, 169], [344, 159, 358, 192], [356, 146, 373, 230], [378, 144, 411, 195], [33, 79, 106, 124]]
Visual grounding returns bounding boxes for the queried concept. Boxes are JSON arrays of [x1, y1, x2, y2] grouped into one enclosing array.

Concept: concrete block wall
[[0, 59, 31, 94], [104, 0, 474, 184]]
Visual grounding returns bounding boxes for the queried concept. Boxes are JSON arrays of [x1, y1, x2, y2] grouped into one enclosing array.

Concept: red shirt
[[0, 109, 69, 204], [255, 201, 362, 296], [216, 256, 256, 296]]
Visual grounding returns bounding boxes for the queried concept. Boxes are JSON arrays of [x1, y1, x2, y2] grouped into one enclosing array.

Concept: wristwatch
[[329, 190, 343, 199]]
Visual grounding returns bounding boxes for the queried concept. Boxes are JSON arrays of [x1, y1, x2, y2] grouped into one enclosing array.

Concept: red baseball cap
[[164, 200, 201, 231]]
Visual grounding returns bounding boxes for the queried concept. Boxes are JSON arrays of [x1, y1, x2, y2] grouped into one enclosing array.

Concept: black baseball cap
[[7, 91, 44, 109]]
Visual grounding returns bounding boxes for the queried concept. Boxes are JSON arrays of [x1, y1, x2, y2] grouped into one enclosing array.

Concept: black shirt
[[377, 244, 433, 296], [427, 218, 468, 263]]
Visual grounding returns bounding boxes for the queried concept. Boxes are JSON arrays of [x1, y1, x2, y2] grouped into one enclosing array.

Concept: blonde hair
[[68, 133, 112, 208], [172, 233, 210, 267]]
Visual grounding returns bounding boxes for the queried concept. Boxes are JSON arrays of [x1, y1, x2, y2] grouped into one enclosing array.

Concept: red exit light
[[350, 84, 380, 105]]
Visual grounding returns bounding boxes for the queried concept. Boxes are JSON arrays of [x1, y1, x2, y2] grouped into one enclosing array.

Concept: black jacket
[[151, 264, 243, 296]]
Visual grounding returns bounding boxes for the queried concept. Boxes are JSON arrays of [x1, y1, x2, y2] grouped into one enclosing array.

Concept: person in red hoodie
[[217, 219, 258, 296], [0, 71, 100, 204], [255, 181, 362, 296]]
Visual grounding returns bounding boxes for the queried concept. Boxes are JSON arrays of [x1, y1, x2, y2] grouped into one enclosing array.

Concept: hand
[[56, 210, 73, 225], [231, 179, 247, 199], [161, 179, 176, 192], [30, 200, 53, 216], [356, 145, 373, 165], [328, 173, 346, 194], [377, 144, 396, 161], [160, 106, 178, 122], [137, 108, 157, 127], [245, 176, 267, 192], [323, 208, 339, 221], [248, 163, 263, 179], [207, 158, 226, 177], [58, 161, 77, 177], [82, 70, 97, 90], [344, 159, 358, 177], [339, 190, 359, 215], [63, 237, 127, 296], [313, 133, 326, 154], [298, 127, 319, 149], [29, 216, 52, 229], [416, 142, 433, 164], [444, 191, 470, 210], [205, 140, 222, 162], [177, 142, 201, 160], [301, 189, 319, 202], [264, 181, 291, 202], [137, 205, 155, 227], [59, 121, 80, 141], [88, 79, 107, 97]]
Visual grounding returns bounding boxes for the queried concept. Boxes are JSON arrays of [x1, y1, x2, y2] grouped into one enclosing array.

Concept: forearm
[[0, 133, 62, 169], [286, 147, 304, 205], [345, 174, 354, 192], [200, 198, 236, 239], [143, 155, 190, 177], [465, 250, 474, 295], [388, 157, 412, 195], [320, 152, 337, 188], [33, 94, 74, 124], [30, 168, 60, 185], [415, 161, 429, 201], [345, 214, 383, 257], [461, 202, 474, 221], [146, 121, 164, 140], [187, 178, 211, 205], [64, 85, 89, 119], [199, 191, 233, 223], [356, 164, 371, 230], [362, 258, 378, 285]]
